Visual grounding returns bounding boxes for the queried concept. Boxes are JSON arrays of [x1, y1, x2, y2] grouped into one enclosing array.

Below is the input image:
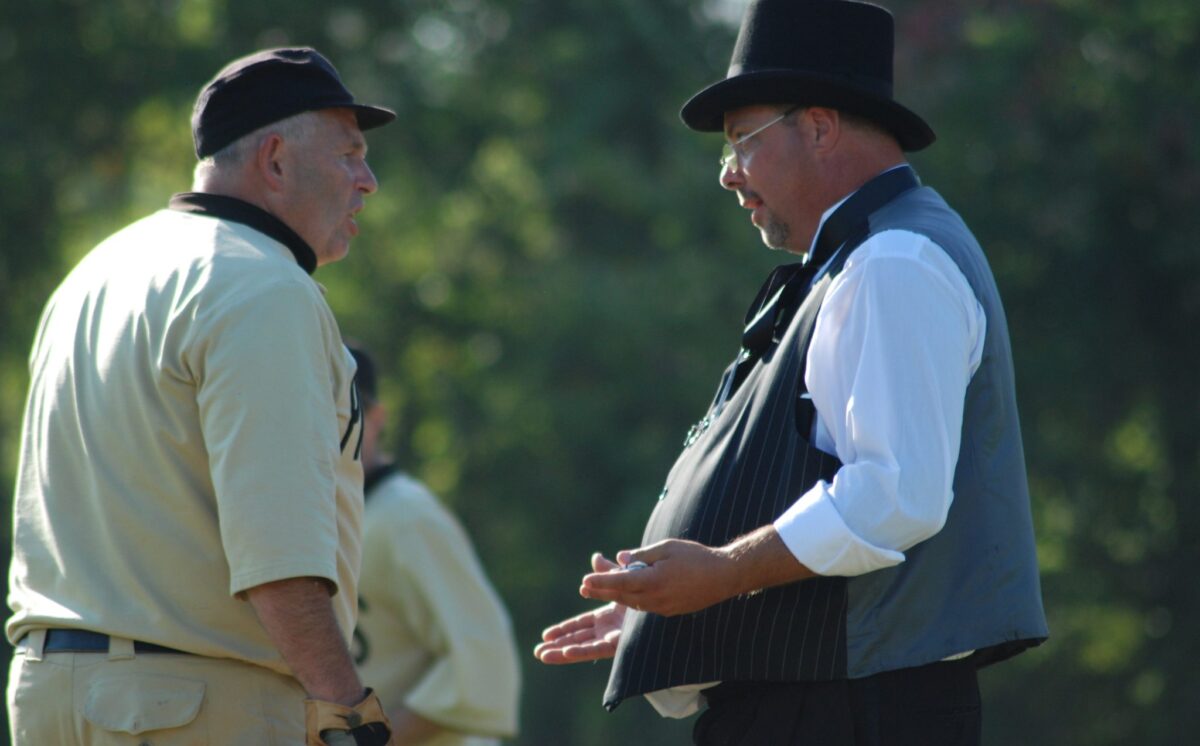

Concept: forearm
[[720, 524, 817, 595], [583, 530, 818, 617], [246, 577, 363, 705]]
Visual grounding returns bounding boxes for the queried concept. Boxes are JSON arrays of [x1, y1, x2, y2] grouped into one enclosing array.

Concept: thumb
[[615, 549, 650, 569]]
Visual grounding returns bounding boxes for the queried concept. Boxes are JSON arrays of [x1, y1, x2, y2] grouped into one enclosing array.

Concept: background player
[[350, 344, 521, 746]]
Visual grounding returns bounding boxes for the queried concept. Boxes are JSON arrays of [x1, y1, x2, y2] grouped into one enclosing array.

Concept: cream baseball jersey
[[7, 206, 365, 675], [354, 471, 519, 745]]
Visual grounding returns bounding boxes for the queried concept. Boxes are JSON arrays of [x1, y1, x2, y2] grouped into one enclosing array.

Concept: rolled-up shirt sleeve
[[774, 230, 986, 577]]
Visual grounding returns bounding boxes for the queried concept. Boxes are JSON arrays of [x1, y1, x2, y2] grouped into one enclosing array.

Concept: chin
[[317, 243, 352, 267], [761, 226, 791, 252]]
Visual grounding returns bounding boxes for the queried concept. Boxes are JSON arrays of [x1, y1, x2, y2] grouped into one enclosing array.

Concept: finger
[[580, 584, 615, 603], [535, 647, 576, 664], [534, 642, 573, 663], [538, 626, 598, 651], [535, 631, 599, 662], [536, 638, 616, 664], [535, 641, 579, 664], [541, 601, 622, 641], [580, 581, 642, 608], [583, 566, 651, 592], [540, 610, 597, 641], [536, 631, 620, 664], [619, 540, 672, 567], [591, 552, 620, 572]]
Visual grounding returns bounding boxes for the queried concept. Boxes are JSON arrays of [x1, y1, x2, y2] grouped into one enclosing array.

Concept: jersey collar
[[168, 192, 318, 275], [363, 462, 400, 499]]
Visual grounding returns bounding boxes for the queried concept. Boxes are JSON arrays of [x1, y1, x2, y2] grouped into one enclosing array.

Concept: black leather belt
[[39, 628, 191, 655]]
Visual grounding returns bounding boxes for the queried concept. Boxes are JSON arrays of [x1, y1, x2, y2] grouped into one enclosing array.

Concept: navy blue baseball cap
[[192, 47, 396, 159]]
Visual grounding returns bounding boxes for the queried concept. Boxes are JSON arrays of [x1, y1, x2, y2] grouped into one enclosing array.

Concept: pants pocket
[[83, 673, 206, 743]]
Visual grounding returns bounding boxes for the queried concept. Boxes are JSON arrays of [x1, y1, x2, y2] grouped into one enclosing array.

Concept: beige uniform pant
[[7, 630, 308, 745]]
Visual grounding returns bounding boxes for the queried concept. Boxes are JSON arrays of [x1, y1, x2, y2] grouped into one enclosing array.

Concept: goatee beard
[[762, 218, 790, 251]]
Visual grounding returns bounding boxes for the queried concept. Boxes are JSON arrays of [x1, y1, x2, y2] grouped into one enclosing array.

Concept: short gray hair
[[776, 106, 890, 140], [837, 109, 891, 139], [192, 110, 320, 189]]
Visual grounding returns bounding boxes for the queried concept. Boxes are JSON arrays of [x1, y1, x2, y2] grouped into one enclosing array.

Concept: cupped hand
[[579, 539, 738, 617]]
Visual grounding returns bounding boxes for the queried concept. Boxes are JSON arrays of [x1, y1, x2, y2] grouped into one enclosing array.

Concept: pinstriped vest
[[604, 168, 1047, 710]]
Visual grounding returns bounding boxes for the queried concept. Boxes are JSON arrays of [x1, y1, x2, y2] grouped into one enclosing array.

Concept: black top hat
[[192, 47, 396, 159], [680, 0, 935, 151]]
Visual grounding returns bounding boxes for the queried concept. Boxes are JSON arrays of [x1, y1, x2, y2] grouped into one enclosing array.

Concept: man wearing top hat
[[8, 48, 396, 745], [536, 1, 1048, 743]]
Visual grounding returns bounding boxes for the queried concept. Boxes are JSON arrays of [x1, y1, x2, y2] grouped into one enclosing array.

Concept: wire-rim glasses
[[719, 106, 802, 172]]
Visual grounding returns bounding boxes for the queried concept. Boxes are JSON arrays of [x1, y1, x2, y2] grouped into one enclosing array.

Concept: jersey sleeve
[[192, 279, 343, 595]]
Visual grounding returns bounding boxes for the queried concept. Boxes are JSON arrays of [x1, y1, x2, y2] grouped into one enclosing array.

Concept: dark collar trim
[[364, 463, 401, 498], [168, 192, 318, 275], [809, 165, 920, 269]]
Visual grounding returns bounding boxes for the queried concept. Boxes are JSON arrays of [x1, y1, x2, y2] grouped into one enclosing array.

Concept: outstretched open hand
[[534, 554, 628, 664]]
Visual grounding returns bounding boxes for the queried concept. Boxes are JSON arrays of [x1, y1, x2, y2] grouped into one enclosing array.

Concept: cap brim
[[680, 71, 935, 152], [350, 104, 397, 131]]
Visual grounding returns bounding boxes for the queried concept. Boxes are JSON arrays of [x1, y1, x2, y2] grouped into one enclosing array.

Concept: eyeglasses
[[719, 106, 802, 173]]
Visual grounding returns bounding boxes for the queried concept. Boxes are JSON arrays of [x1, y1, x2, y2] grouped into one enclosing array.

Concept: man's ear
[[808, 107, 841, 151], [256, 133, 287, 191]]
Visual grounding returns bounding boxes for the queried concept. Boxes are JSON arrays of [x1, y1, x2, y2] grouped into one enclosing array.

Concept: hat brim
[[680, 70, 935, 152], [349, 104, 397, 131]]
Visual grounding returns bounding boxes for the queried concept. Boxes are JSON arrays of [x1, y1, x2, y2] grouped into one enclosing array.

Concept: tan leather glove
[[305, 688, 393, 746]]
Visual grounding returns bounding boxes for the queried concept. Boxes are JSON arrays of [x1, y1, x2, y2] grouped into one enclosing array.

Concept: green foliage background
[[1, 1, 1197, 743]]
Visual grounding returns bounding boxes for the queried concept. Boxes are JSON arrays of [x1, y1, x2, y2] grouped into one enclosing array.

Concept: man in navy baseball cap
[[8, 46, 396, 746]]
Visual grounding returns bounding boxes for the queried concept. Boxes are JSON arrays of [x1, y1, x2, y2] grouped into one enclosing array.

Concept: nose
[[719, 159, 743, 191], [358, 161, 379, 196]]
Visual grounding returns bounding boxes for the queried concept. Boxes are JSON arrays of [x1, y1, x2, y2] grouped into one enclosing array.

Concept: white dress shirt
[[773, 218, 986, 576], [646, 180, 986, 718]]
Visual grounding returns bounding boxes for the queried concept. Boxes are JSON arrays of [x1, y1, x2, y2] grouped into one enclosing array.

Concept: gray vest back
[[843, 187, 1047, 678]]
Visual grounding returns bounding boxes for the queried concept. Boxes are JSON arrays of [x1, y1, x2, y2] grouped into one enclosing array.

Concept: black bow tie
[[741, 262, 812, 356]]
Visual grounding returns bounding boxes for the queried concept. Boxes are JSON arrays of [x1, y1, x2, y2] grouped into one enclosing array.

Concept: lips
[[740, 192, 764, 226]]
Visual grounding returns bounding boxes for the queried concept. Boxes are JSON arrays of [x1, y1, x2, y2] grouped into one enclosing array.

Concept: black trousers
[[692, 659, 981, 746]]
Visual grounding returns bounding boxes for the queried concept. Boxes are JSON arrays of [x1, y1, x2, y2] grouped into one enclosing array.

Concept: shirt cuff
[[773, 482, 906, 577], [643, 682, 718, 719]]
